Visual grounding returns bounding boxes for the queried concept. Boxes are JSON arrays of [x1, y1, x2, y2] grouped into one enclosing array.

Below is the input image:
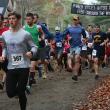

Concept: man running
[[0, 12, 37, 110], [0, 14, 8, 89], [92, 24, 107, 79], [54, 26, 63, 71], [63, 15, 86, 81], [24, 13, 44, 87]]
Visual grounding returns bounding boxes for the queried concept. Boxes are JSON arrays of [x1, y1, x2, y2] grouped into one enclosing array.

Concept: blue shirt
[[37, 22, 53, 39], [63, 25, 86, 47], [54, 32, 63, 42], [54, 32, 63, 49]]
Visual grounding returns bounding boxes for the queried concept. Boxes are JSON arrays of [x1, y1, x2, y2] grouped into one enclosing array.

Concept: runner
[[0, 14, 8, 90], [54, 26, 63, 71], [0, 12, 37, 110], [86, 25, 94, 71], [33, 13, 52, 40], [104, 32, 110, 67], [62, 34, 70, 70], [33, 13, 54, 72], [24, 13, 46, 90], [86, 25, 93, 72], [92, 24, 107, 80], [63, 15, 86, 81]]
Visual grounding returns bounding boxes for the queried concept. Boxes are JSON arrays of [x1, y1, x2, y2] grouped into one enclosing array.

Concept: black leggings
[[6, 68, 29, 110]]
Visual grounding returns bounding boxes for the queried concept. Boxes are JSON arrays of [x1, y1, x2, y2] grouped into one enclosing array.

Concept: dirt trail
[[0, 68, 109, 110]]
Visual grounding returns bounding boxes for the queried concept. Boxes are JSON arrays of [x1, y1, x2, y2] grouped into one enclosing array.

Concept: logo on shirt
[[94, 35, 101, 43]]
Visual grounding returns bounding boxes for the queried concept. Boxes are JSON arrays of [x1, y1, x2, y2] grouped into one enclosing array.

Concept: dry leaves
[[73, 76, 110, 110]]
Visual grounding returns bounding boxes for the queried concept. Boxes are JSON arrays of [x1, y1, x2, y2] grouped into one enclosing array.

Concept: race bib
[[11, 53, 24, 65], [56, 42, 62, 47], [45, 39, 48, 46], [82, 46, 87, 50], [92, 49, 97, 56]]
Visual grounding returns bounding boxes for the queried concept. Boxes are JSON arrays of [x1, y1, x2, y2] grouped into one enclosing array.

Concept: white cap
[[55, 26, 60, 31]]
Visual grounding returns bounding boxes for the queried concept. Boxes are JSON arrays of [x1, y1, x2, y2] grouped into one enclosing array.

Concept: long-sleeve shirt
[[63, 25, 86, 48], [2, 28, 37, 69]]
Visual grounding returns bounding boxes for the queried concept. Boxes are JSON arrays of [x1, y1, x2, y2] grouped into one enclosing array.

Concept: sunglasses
[[73, 19, 78, 21]]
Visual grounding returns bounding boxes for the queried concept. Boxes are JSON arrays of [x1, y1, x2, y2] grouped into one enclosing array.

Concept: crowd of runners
[[0, 11, 110, 110]]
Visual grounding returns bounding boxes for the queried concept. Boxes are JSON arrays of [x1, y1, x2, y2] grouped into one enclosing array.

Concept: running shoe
[[95, 75, 99, 80], [72, 75, 78, 81]]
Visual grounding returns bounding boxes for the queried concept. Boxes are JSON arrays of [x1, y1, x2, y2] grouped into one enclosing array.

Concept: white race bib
[[45, 39, 48, 46], [56, 42, 62, 47], [82, 46, 87, 50], [92, 49, 97, 56], [11, 53, 24, 65]]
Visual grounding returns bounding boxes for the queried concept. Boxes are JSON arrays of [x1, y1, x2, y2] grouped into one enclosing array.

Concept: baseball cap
[[73, 15, 79, 20]]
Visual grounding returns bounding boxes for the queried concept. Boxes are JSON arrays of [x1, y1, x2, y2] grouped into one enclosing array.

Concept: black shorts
[[93, 46, 105, 58], [31, 51, 38, 61], [31, 47, 47, 61], [87, 47, 93, 55]]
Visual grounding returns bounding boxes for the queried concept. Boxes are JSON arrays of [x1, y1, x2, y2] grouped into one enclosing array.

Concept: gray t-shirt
[[2, 28, 37, 69]]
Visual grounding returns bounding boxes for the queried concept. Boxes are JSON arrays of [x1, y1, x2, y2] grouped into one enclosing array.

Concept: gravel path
[[0, 68, 109, 110]]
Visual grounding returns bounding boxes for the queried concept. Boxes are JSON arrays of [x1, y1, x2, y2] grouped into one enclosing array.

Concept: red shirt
[[0, 27, 9, 56], [0, 27, 9, 35]]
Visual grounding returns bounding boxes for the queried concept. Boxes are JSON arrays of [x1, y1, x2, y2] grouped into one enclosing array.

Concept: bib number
[[45, 39, 48, 46], [11, 54, 24, 65], [92, 49, 97, 56], [82, 46, 87, 50], [56, 42, 62, 47]]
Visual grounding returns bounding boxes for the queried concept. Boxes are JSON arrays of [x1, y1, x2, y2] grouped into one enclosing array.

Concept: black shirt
[[92, 32, 107, 46]]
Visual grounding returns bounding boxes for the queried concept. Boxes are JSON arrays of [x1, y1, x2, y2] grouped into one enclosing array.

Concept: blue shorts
[[70, 46, 81, 55]]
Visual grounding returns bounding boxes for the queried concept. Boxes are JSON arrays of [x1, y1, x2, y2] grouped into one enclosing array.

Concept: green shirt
[[24, 24, 39, 46]]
